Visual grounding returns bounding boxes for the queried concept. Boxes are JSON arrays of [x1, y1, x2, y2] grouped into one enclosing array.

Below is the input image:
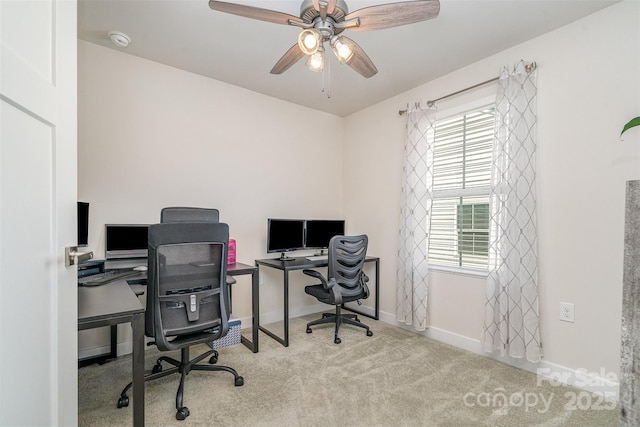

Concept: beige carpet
[[79, 315, 617, 426]]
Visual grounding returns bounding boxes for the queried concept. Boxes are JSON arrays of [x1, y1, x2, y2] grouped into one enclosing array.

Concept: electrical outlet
[[559, 302, 575, 322]]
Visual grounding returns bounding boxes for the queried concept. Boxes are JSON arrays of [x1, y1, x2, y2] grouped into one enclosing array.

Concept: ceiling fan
[[208, 0, 440, 78]]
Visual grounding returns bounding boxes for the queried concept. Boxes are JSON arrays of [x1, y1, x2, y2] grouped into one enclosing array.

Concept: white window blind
[[429, 107, 494, 270]]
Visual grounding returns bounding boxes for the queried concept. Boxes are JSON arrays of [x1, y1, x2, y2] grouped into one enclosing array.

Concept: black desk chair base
[[117, 347, 243, 420], [306, 305, 373, 344]]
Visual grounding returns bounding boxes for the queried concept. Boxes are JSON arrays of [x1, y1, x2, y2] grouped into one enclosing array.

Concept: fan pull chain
[[328, 55, 331, 98], [323, 54, 331, 98]]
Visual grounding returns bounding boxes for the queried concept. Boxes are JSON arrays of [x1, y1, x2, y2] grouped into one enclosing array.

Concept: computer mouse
[[133, 265, 147, 271]]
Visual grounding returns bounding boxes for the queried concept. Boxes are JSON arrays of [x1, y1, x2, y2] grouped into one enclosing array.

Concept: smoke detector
[[108, 31, 130, 48]]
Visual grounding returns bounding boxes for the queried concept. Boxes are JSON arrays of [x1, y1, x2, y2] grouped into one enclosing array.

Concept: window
[[428, 107, 494, 270]]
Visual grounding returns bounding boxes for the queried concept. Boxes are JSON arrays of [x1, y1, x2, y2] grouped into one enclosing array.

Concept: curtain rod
[[398, 62, 537, 116], [397, 77, 497, 116]]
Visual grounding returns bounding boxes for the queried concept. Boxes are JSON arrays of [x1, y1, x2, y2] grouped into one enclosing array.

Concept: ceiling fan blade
[[270, 44, 306, 75], [342, 38, 378, 78], [345, 0, 440, 31], [209, 0, 303, 26]]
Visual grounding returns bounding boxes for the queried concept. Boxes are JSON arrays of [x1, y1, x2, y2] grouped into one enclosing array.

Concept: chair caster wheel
[[366, 330, 373, 337], [334, 337, 341, 344], [152, 362, 162, 374], [176, 407, 190, 420], [235, 376, 244, 386], [209, 355, 218, 364], [306, 327, 312, 334], [117, 396, 129, 408]]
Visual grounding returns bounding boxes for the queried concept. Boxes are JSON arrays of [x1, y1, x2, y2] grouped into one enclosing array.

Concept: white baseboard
[[78, 337, 155, 361], [78, 343, 134, 361], [257, 301, 377, 326], [78, 345, 113, 361], [257, 303, 328, 326], [377, 310, 619, 400]]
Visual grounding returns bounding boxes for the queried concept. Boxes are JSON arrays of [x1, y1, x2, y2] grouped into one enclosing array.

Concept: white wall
[[77, 41, 344, 354], [344, 0, 640, 384]]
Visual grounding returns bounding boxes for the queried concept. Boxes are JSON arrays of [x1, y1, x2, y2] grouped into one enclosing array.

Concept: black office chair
[[160, 206, 220, 223], [117, 222, 243, 421], [160, 206, 236, 289], [303, 235, 373, 344]]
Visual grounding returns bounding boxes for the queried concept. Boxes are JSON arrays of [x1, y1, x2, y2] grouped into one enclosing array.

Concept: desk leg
[[374, 259, 380, 320], [283, 270, 289, 347], [252, 270, 259, 352], [110, 325, 118, 358], [240, 269, 260, 353], [131, 312, 145, 427], [257, 267, 289, 347]]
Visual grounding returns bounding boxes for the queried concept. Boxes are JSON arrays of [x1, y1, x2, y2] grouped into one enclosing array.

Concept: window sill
[[428, 264, 489, 278]]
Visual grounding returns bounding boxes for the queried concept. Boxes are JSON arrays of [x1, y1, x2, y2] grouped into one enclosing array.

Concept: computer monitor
[[304, 219, 345, 251], [77, 202, 89, 247], [266, 219, 305, 260], [105, 224, 149, 259]]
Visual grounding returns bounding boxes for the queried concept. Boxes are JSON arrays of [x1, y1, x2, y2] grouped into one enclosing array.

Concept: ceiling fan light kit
[[331, 36, 354, 63], [306, 46, 325, 72], [209, 0, 440, 78], [298, 28, 322, 54]]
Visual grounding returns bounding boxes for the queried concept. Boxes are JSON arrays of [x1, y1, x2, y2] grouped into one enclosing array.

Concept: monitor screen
[[267, 219, 305, 254], [305, 220, 345, 249], [77, 202, 89, 247], [105, 224, 149, 259]]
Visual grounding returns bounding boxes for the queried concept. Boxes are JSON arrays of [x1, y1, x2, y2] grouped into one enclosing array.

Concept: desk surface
[[255, 255, 379, 271], [78, 280, 144, 328], [227, 262, 258, 275]]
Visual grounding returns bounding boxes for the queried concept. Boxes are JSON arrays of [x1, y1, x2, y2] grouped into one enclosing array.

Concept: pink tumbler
[[227, 239, 236, 265]]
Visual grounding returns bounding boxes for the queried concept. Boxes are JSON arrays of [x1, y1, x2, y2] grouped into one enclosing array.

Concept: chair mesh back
[[147, 222, 229, 351], [328, 235, 368, 297], [160, 207, 220, 223]]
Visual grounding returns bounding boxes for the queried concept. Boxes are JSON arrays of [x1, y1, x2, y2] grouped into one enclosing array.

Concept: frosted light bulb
[[337, 44, 352, 61], [305, 48, 325, 72], [303, 34, 318, 50], [331, 36, 354, 63], [298, 29, 321, 55]]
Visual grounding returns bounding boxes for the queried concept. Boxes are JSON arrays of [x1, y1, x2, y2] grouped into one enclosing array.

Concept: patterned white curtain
[[396, 104, 436, 331], [482, 61, 541, 362]]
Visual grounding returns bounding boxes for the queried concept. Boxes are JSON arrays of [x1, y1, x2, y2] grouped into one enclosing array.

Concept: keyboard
[[306, 255, 328, 261], [78, 269, 141, 287]]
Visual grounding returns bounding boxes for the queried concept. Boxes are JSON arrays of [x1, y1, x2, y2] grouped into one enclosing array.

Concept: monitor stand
[[278, 253, 295, 261]]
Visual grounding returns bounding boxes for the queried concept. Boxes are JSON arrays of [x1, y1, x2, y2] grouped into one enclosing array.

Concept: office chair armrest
[[360, 272, 370, 299], [331, 283, 343, 305], [303, 269, 333, 289]]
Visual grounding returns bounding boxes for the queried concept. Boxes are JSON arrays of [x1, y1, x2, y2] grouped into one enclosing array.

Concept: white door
[[0, 0, 78, 425]]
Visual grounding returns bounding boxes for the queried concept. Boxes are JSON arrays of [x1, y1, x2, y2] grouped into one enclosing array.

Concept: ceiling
[[78, 0, 619, 117]]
